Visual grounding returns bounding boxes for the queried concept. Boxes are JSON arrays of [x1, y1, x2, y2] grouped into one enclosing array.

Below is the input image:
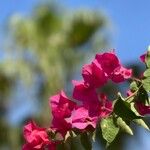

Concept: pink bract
[[82, 59, 108, 88], [95, 51, 132, 82], [95, 51, 120, 75], [110, 66, 132, 83], [51, 117, 72, 137], [50, 90, 76, 118], [98, 93, 113, 118], [65, 107, 98, 130], [140, 53, 146, 63], [72, 80, 99, 105], [126, 89, 134, 97], [135, 102, 150, 116], [50, 91, 76, 136], [22, 121, 50, 150], [22, 50, 135, 149]]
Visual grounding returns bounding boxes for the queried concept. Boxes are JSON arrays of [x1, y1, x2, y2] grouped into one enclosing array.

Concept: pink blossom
[[140, 51, 150, 63], [72, 80, 112, 117], [50, 91, 76, 136], [135, 102, 150, 116], [95, 51, 132, 82], [22, 121, 50, 150], [65, 107, 98, 130], [23, 142, 57, 150], [98, 93, 113, 118], [65, 95, 112, 131], [72, 80, 99, 105], [95, 51, 120, 75], [110, 66, 132, 83], [51, 117, 72, 137], [50, 91, 76, 118], [126, 89, 134, 97], [140, 53, 146, 63], [82, 59, 108, 88], [127, 90, 150, 116]]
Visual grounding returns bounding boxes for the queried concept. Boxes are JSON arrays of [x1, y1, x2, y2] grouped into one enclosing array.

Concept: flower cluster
[[22, 121, 57, 150], [22, 50, 150, 150], [50, 51, 132, 137]]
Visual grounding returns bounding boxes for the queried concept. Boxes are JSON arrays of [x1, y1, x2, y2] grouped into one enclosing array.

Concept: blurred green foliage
[[0, 2, 109, 150]]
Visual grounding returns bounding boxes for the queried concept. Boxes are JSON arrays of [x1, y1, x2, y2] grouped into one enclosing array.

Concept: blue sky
[[1, 0, 150, 62], [63, 0, 150, 63], [0, 0, 150, 149]]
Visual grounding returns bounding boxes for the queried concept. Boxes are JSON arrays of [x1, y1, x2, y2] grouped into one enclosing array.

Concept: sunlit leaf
[[130, 81, 138, 91], [142, 77, 150, 92], [80, 132, 92, 150], [114, 96, 141, 121], [134, 119, 150, 131], [100, 116, 120, 146], [116, 117, 133, 135]]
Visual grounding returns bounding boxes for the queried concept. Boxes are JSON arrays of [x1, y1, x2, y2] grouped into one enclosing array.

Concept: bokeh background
[[0, 0, 150, 149]]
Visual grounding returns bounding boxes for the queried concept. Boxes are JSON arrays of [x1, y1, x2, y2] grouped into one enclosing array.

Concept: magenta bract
[[22, 51, 135, 149], [22, 121, 50, 150]]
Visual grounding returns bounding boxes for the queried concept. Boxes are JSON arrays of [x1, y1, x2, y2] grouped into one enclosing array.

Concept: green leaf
[[100, 116, 120, 145], [116, 117, 133, 135], [57, 142, 66, 150], [136, 86, 150, 105], [142, 77, 150, 92], [92, 131, 96, 142], [58, 135, 84, 150], [143, 69, 150, 77], [134, 119, 150, 131], [64, 131, 71, 141], [130, 81, 138, 91], [114, 96, 141, 121], [64, 131, 77, 142], [145, 51, 150, 68], [80, 132, 92, 150]]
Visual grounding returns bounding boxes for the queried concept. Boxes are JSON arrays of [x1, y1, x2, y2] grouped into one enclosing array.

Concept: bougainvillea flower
[[95, 51, 120, 75], [82, 59, 108, 88], [110, 66, 132, 83], [140, 53, 146, 63], [50, 90, 76, 118], [51, 117, 72, 137], [98, 93, 113, 118], [23, 142, 57, 150], [22, 121, 50, 150], [127, 90, 150, 116], [126, 89, 134, 97], [135, 102, 150, 116], [50, 91, 76, 136], [65, 107, 98, 130], [95, 51, 132, 82], [72, 80, 99, 105]]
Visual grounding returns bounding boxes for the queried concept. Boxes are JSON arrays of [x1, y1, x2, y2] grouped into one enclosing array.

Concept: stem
[[131, 77, 142, 83], [125, 84, 143, 102]]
